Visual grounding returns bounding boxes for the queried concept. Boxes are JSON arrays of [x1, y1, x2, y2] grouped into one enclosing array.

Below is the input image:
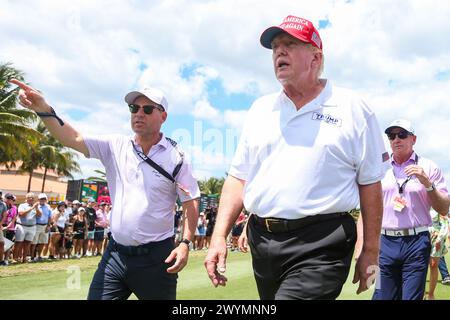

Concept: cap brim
[[260, 26, 285, 49], [124, 90, 167, 112], [260, 26, 312, 49], [124, 91, 143, 104], [385, 126, 409, 134]]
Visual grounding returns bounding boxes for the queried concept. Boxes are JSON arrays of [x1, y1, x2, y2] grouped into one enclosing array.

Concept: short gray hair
[[309, 44, 324, 78], [26, 192, 35, 199]]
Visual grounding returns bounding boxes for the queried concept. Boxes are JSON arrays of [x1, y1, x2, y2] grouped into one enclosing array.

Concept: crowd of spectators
[[0, 190, 111, 265]]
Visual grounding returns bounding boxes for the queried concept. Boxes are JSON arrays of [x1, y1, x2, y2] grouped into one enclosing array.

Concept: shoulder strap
[[131, 140, 184, 183], [165, 137, 184, 178], [132, 141, 175, 183]]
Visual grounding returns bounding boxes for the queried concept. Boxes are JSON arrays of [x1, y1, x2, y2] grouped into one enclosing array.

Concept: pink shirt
[[95, 209, 108, 228], [84, 134, 200, 246], [381, 152, 448, 230], [5, 205, 17, 231]]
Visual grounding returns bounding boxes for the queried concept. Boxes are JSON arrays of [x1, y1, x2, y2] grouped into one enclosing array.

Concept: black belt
[[253, 212, 350, 234], [16, 222, 36, 227], [110, 237, 170, 256], [37, 223, 48, 226]]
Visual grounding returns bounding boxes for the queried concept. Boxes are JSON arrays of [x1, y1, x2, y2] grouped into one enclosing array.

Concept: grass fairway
[[1, 250, 449, 300]]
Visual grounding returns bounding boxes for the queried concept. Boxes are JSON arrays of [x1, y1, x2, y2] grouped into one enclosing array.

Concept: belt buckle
[[265, 218, 278, 233]]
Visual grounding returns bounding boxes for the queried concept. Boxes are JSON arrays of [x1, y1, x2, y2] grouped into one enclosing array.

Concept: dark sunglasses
[[128, 104, 164, 114], [387, 131, 411, 140]]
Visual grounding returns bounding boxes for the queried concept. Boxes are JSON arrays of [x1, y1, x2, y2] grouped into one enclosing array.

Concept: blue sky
[[1, 0, 450, 184]]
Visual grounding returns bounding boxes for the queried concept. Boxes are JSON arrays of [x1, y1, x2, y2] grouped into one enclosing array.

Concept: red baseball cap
[[260, 15, 323, 50]]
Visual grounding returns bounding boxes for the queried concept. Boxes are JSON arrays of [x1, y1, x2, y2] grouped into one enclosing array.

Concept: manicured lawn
[[1, 250, 449, 300]]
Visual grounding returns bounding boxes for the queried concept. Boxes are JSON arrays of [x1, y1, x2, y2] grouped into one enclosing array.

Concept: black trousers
[[87, 237, 177, 300], [247, 213, 356, 300]]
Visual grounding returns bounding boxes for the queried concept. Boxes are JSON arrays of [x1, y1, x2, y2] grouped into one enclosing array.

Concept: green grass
[[1, 250, 449, 300]]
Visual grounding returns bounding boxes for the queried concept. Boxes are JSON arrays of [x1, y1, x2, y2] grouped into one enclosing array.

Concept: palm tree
[[20, 121, 81, 192], [198, 177, 225, 196], [38, 122, 81, 192], [0, 62, 41, 167], [86, 169, 107, 183]]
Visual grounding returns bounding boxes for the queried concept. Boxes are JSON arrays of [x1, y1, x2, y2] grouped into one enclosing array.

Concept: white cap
[[72, 200, 81, 205], [385, 119, 415, 134], [38, 193, 48, 200], [124, 87, 169, 112]]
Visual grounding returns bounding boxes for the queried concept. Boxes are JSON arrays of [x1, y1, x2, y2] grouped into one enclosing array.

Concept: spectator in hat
[[84, 200, 97, 256], [194, 211, 206, 250], [205, 15, 388, 299], [65, 199, 73, 220], [31, 193, 53, 261], [70, 200, 81, 223], [72, 207, 88, 258], [357, 119, 449, 300], [11, 79, 200, 300], [2, 193, 18, 264]]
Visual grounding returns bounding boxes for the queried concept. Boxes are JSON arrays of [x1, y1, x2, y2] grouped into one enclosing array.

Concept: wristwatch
[[425, 182, 435, 192], [180, 238, 192, 247]]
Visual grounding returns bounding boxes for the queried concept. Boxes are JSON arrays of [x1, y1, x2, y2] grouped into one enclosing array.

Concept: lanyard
[[131, 141, 190, 195], [393, 154, 419, 195], [131, 141, 176, 183]]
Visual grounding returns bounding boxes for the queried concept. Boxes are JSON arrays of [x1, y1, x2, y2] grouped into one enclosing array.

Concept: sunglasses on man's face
[[387, 131, 411, 140], [128, 104, 164, 115]]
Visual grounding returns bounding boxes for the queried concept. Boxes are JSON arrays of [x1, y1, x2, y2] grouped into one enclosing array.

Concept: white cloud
[[223, 109, 248, 131], [192, 100, 220, 121]]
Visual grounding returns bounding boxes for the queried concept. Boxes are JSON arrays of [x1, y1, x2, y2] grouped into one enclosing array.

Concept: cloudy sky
[[1, 0, 450, 185]]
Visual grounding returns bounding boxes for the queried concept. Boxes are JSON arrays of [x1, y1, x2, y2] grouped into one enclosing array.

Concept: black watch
[[180, 238, 192, 247]]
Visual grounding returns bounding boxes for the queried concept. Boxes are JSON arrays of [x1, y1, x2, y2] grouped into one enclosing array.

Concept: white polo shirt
[[84, 134, 200, 246], [229, 80, 389, 219]]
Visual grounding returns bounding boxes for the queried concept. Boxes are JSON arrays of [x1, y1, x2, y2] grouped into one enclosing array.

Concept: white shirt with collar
[[229, 80, 389, 219], [84, 133, 200, 246]]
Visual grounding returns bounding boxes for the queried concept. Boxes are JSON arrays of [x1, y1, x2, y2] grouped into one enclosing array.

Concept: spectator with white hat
[[358, 119, 449, 300], [31, 193, 53, 261], [72, 207, 88, 258]]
